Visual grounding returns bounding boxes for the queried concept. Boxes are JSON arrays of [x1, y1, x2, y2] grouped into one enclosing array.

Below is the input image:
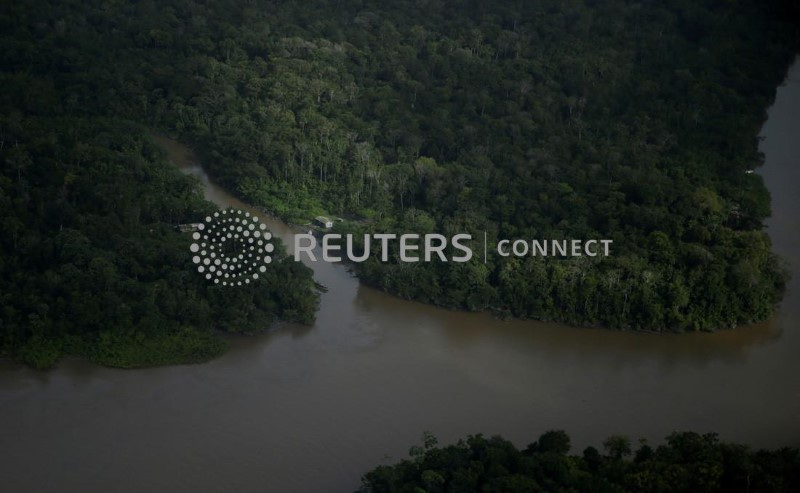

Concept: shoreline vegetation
[[358, 430, 800, 492], [0, 122, 319, 370], [1, 0, 799, 367]]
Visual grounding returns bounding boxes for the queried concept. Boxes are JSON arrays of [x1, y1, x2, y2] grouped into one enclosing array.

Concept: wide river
[[2, 61, 800, 492]]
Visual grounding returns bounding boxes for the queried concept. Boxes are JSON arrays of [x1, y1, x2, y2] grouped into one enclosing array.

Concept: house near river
[[314, 216, 334, 229], [176, 223, 203, 233]]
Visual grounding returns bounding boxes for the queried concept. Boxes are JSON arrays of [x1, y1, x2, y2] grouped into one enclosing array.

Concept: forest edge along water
[[1, 59, 799, 493]]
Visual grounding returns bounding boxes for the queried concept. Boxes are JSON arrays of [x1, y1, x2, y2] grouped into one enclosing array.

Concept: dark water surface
[[1, 60, 799, 492]]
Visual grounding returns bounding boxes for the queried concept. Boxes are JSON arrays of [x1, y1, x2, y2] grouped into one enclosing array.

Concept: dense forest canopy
[[1, 0, 799, 368], [0, 2, 332, 368], [358, 430, 800, 492], [0, 116, 318, 368]]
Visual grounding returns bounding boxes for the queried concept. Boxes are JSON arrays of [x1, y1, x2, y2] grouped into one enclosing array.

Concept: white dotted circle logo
[[190, 208, 274, 287]]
